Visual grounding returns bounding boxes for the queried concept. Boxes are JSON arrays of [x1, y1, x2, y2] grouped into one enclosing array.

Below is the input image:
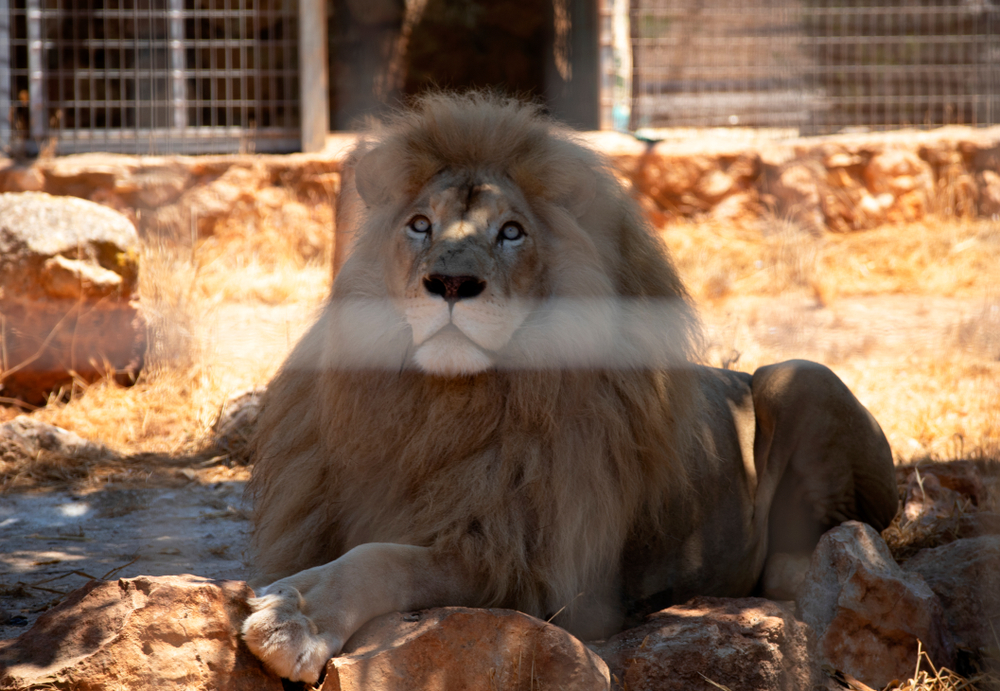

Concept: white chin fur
[[413, 331, 493, 376]]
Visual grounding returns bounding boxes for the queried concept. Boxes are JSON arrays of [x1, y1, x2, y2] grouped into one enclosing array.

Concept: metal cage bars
[[2, 0, 300, 155], [626, 0, 999, 135]]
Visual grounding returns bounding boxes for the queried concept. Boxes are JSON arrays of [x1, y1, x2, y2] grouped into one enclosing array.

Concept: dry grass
[[890, 642, 992, 691], [663, 216, 1000, 464], [665, 216, 999, 303], [0, 202, 332, 457], [2, 209, 997, 467]]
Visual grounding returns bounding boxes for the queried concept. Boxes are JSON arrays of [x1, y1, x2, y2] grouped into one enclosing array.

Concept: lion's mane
[[248, 93, 706, 633]]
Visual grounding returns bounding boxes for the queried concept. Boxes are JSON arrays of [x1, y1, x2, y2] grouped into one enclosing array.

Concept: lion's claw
[[242, 587, 340, 684]]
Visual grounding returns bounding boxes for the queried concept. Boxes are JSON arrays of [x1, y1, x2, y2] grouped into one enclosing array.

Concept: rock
[[1, 579, 609, 691], [864, 149, 933, 196], [694, 169, 735, 203], [796, 521, 953, 689], [0, 192, 145, 404], [321, 607, 610, 691], [770, 161, 826, 232], [904, 536, 1000, 677], [0, 165, 45, 193], [910, 461, 986, 506], [0, 574, 282, 691], [634, 152, 713, 215], [981, 169, 1000, 217], [211, 388, 265, 464], [862, 149, 933, 223], [594, 597, 816, 691], [903, 472, 965, 525], [0, 416, 110, 460]]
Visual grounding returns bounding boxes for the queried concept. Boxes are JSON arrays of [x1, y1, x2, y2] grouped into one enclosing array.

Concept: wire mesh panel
[[2, 0, 299, 155], [629, 0, 811, 131], [628, 0, 1000, 135], [802, 1, 999, 132]]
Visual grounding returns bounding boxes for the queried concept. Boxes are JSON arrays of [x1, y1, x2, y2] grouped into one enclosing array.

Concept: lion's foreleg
[[242, 542, 479, 683]]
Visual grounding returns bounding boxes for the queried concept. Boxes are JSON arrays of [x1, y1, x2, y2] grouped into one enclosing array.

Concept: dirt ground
[[1, 202, 998, 679], [3, 292, 997, 642], [0, 470, 251, 639]]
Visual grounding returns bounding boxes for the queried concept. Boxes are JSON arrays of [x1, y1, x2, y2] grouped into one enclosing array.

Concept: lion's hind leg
[[750, 359, 899, 598]]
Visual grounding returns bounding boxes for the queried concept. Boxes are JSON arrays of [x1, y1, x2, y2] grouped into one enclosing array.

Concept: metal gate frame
[[1, 0, 305, 155]]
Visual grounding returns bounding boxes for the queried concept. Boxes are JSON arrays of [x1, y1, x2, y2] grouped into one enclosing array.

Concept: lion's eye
[[406, 215, 432, 239], [498, 221, 525, 245]]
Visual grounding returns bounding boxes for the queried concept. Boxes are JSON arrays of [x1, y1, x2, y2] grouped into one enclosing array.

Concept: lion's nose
[[423, 274, 486, 304]]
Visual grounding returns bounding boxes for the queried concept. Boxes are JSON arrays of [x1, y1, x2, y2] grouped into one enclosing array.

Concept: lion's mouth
[[403, 296, 527, 376], [412, 325, 494, 376]]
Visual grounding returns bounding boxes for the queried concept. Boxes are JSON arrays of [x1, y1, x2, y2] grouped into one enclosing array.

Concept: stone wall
[[586, 126, 1000, 232], [0, 127, 997, 247]]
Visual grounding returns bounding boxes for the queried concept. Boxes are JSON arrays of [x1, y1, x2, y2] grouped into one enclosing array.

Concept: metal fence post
[[0, 0, 10, 149], [298, 0, 327, 153], [26, 0, 42, 141], [169, 0, 185, 131]]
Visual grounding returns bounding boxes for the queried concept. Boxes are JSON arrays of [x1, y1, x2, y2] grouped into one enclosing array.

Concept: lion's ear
[[354, 145, 398, 207]]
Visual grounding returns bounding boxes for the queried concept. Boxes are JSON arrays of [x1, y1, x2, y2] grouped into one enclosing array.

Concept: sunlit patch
[[58, 502, 91, 518], [413, 330, 493, 376]]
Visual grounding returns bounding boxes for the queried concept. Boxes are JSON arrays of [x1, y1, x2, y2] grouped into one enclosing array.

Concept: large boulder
[[594, 597, 817, 691], [323, 607, 610, 691], [0, 192, 145, 404], [0, 576, 610, 691], [904, 536, 1000, 678], [0, 575, 281, 690], [796, 521, 953, 689]]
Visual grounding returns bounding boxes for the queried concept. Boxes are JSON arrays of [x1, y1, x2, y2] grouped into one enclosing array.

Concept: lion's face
[[384, 171, 548, 377]]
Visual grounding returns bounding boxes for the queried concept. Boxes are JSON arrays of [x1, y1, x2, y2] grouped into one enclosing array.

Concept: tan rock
[[862, 149, 933, 223], [709, 191, 758, 224], [694, 169, 734, 202], [0, 165, 45, 192], [903, 461, 986, 507], [770, 161, 826, 232], [825, 152, 863, 168], [40, 254, 124, 300], [903, 472, 964, 525], [0, 192, 145, 403], [981, 170, 1000, 217], [904, 536, 1000, 678], [0, 575, 282, 691], [797, 521, 953, 689], [113, 162, 192, 208], [0, 415, 112, 461], [595, 597, 815, 691], [321, 607, 610, 691], [635, 153, 713, 214]]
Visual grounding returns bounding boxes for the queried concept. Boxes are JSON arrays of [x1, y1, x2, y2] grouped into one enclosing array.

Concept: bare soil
[[3, 290, 996, 642]]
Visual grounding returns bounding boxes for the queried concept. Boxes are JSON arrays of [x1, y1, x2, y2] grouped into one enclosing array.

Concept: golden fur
[[243, 93, 898, 683], [249, 93, 703, 611]]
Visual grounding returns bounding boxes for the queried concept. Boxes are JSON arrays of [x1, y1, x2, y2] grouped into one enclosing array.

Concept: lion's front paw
[[242, 585, 341, 684]]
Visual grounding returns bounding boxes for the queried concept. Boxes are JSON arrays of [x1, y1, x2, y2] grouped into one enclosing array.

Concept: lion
[[242, 92, 899, 684]]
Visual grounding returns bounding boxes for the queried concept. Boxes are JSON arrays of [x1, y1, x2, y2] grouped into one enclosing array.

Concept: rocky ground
[[2, 293, 998, 690], [1, 133, 998, 688]]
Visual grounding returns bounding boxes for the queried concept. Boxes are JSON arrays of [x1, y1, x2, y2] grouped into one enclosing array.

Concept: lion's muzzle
[[423, 273, 487, 305]]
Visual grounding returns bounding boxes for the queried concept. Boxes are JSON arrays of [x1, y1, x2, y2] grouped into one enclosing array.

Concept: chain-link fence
[[627, 0, 1000, 135], [1, 0, 299, 156]]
